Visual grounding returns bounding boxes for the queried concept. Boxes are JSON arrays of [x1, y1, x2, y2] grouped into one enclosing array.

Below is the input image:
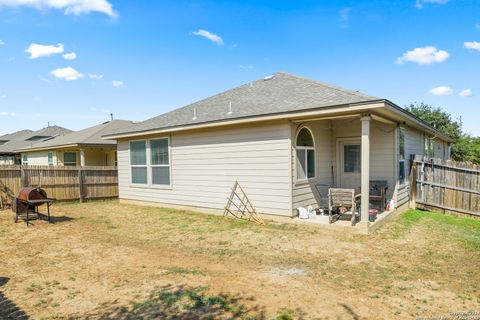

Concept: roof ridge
[[274, 71, 377, 100], [81, 120, 134, 142]]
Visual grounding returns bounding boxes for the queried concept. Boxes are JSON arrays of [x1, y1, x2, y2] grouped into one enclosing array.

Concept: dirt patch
[[0, 201, 479, 319]]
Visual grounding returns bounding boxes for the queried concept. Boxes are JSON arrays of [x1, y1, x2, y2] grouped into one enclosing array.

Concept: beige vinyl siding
[[292, 121, 332, 209], [291, 117, 395, 212], [21, 151, 57, 166], [332, 119, 395, 201], [397, 126, 425, 207], [117, 121, 293, 216]]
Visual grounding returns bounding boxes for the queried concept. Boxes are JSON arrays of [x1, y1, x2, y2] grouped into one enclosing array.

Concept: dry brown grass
[[0, 200, 479, 319]]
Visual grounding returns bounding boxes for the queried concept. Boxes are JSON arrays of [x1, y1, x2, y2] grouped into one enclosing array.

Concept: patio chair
[[328, 188, 357, 226], [369, 180, 388, 212]]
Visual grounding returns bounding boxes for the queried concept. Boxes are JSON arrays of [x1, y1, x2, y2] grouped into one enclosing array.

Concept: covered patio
[[291, 112, 402, 233]]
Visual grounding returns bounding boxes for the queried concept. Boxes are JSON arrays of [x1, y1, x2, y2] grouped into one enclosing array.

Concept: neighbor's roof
[[105, 72, 380, 137], [0, 126, 73, 154], [0, 129, 34, 142], [17, 120, 135, 152]]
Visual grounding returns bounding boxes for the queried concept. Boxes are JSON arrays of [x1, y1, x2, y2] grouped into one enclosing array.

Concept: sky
[[0, 0, 479, 136]]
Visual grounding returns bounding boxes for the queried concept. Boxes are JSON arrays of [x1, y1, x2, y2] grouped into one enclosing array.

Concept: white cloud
[[459, 89, 473, 97], [63, 52, 76, 60], [51, 67, 83, 80], [429, 86, 453, 96], [396, 46, 449, 65], [112, 80, 123, 87], [1, 94, 6, 99], [415, 0, 449, 9], [464, 41, 480, 52], [26, 43, 63, 59], [88, 73, 103, 79], [0, 111, 16, 116], [192, 29, 224, 45], [0, 0, 117, 18], [0, 39, 5, 45]]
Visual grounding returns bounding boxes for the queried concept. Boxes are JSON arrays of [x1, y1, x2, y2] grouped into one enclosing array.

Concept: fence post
[[78, 168, 84, 203], [20, 166, 26, 187], [409, 155, 417, 209]]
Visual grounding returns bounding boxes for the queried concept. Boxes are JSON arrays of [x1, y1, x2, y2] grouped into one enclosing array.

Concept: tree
[[405, 102, 480, 164], [405, 102, 462, 141]]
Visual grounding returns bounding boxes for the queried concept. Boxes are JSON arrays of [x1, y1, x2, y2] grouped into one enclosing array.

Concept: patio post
[[360, 114, 371, 231], [80, 148, 86, 166]]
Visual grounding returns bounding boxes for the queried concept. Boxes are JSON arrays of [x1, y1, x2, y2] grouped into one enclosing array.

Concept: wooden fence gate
[[410, 155, 480, 217], [0, 165, 118, 207]]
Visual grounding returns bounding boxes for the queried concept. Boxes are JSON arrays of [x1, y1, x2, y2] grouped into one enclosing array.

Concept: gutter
[[15, 143, 117, 153]]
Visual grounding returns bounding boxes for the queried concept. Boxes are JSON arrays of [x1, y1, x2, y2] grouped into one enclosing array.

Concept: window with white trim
[[130, 138, 171, 186], [150, 138, 170, 185], [130, 141, 147, 184], [399, 127, 406, 184], [296, 128, 315, 180], [22, 154, 28, 166]]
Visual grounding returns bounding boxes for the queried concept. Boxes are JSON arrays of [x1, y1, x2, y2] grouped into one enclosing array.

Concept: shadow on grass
[[0, 277, 29, 320], [339, 303, 360, 320], [78, 284, 267, 320], [49, 215, 75, 223]]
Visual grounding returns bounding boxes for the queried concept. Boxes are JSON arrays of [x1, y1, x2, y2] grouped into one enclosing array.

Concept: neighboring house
[[17, 120, 134, 166], [103, 72, 453, 228], [0, 126, 72, 165]]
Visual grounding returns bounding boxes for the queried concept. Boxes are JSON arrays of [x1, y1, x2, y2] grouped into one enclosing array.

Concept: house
[[18, 120, 134, 166], [0, 126, 72, 165], [103, 72, 453, 230]]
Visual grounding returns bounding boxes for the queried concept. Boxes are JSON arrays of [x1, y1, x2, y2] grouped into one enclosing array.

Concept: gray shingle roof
[[109, 72, 380, 136], [0, 130, 34, 143], [17, 120, 134, 151], [0, 126, 72, 154]]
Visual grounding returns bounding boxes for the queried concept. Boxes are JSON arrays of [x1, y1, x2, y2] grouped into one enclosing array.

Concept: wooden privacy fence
[[410, 155, 480, 217], [0, 165, 118, 206]]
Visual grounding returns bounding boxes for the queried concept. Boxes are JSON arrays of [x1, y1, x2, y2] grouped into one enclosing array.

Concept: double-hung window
[[399, 127, 406, 184], [150, 139, 170, 185], [22, 154, 28, 166], [130, 138, 171, 186], [296, 128, 315, 181], [130, 141, 148, 184]]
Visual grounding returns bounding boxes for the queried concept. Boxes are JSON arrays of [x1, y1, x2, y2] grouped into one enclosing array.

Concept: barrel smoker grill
[[12, 187, 55, 225]]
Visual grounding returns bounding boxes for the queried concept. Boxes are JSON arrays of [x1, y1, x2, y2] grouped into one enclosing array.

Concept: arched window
[[296, 128, 315, 180]]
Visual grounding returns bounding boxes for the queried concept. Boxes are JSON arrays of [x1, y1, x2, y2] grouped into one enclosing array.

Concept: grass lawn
[[0, 200, 479, 319]]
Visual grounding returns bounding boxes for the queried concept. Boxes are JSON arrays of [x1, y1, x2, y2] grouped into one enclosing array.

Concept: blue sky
[[0, 0, 479, 135]]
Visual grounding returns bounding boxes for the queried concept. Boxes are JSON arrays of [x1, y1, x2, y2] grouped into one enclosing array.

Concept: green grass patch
[[397, 209, 480, 249], [164, 267, 205, 276], [129, 286, 255, 319]]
